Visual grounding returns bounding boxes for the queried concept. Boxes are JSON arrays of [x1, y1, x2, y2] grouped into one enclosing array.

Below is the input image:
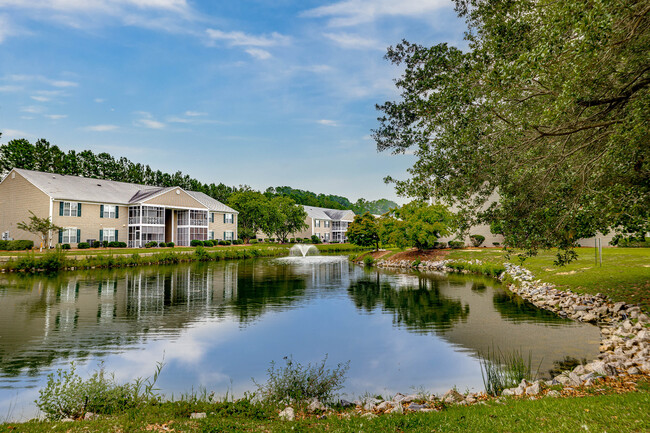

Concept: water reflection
[[0, 258, 601, 420]]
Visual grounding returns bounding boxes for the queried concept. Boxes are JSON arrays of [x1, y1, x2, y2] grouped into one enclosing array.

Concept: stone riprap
[[369, 257, 650, 396]]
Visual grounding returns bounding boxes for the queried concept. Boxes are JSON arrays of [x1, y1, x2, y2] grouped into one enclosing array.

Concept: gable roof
[[302, 205, 355, 221], [11, 168, 236, 212]]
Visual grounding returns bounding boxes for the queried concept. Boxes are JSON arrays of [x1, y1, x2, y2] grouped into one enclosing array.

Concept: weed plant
[[479, 347, 538, 396], [254, 355, 350, 406]]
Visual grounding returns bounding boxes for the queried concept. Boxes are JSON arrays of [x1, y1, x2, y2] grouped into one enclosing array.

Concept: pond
[[0, 256, 600, 420]]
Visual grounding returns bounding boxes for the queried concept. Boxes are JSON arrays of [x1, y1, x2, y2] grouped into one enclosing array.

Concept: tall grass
[[479, 347, 538, 396]]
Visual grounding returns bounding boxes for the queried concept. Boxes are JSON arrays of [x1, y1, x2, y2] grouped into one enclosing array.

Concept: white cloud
[[0, 14, 12, 43], [0, 85, 22, 92], [94, 98, 105, 103], [302, 0, 450, 27], [50, 80, 78, 88], [323, 32, 384, 50], [83, 124, 119, 131], [184, 110, 206, 116], [0, 0, 189, 13], [1, 128, 33, 139], [21, 105, 45, 114], [245, 48, 271, 60], [206, 29, 290, 47], [317, 119, 339, 126], [45, 114, 67, 119], [6, 74, 79, 88], [134, 111, 165, 129], [31, 95, 50, 102]]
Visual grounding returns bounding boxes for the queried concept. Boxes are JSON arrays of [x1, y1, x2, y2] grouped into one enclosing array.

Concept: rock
[[587, 361, 617, 376], [612, 302, 626, 313], [361, 413, 377, 419], [525, 383, 542, 396], [84, 412, 98, 420], [546, 390, 561, 398], [190, 412, 206, 419], [501, 388, 516, 396], [392, 393, 407, 403], [584, 378, 594, 387], [407, 403, 427, 411], [339, 399, 354, 408], [627, 367, 641, 375], [279, 407, 295, 421], [640, 362, 650, 373], [363, 398, 381, 412], [307, 399, 326, 413], [582, 313, 598, 323], [568, 372, 582, 386], [637, 330, 650, 342], [513, 386, 526, 396], [401, 394, 419, 403], [375, 401, 394, 412], [466, 396, 477, 404], [391, 403, 404, 414], [573, 365, 587, 375], [442, 389, 465, 403], [61, 418, 75, 422]]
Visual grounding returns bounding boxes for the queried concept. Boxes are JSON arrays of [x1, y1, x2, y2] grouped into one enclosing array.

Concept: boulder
[[375, 401, 394, 412], [391, 403, 404, 414], [525, 383, 542, 396], [279, 407, 295, 421], [627, 367, 641, 375], [442, 389, 465, 404], [307, 399, 327, 413], [84, 412, 99, 421], [190, 412, 206, 419], [392, 393, 407, 403], [407, 403, 427, 411], [546, 390, 561, 398]]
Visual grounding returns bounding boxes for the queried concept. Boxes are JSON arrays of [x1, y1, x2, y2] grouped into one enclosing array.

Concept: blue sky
[[0, 0, 465, 203]]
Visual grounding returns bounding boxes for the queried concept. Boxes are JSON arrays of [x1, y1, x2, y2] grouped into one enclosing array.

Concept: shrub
[[449, 241, 465, 249], [92, 241, 101, 248], [167, 242, 174, 248], [412, 258, 421, 267], [480, 347, 536, 396], [295, 238, 303, 243], [193, 246, 210, 261], [102, 241, 109, 248], [433, 241, 447, 249], [254, 355, 350, 406], [145, 241, 158, 248], [77, 242, 90, 249], [289, 238, 295, 243], [233, 239, 243, 245], [304, 238, 310, 243], [363, 256, 374, 267], [493, 242, 501, 247], [5, 240, 34, 250], [158, 242, 166, 248], [190, 240, 204, 247], [225, 240, 232, 246], [249, 239, 258, 244], [470, 234, 486, 247], [61, 243, 71, 250], [0, 240, 6, 250], [218, 240, 227, 245], [311, 235, 322, 244]]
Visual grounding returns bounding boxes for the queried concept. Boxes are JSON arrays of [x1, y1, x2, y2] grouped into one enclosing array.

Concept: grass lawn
[[2, 385, 648, 433], [448, 247, 650, 311]]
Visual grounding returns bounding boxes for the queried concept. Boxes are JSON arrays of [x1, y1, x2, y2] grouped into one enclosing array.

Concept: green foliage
[[158, 242, 167, 247], [470, 234, 485, 247], [77, 242, 89, 249], [145, 241, 158, 248], [61, 243, 71, 250], [254, 355, 350, 406], [249, 239, 258, 244], [193, 246, 210, 261], [411, 258, 421, 267], [0, 239, 34, 250], [363, 256, 375, 267], [310, 235, 322, 244], [16, 211, 62, 250], [107, 241, 127, 248], [479, 347, 537, 396], [449, 241, 465, 249], [190, 240, 203, 247], [167, 242, 174, 248], [389, 201, 455, 250], [346, 212, 380, 250], [375, 1, 650, 262], [228, 190, 269, 243], [36, 362, 163, 420]]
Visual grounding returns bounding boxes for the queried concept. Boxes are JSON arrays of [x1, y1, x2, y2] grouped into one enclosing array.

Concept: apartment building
[[0, 168, 238, 248], [258, 205, 356, 243]]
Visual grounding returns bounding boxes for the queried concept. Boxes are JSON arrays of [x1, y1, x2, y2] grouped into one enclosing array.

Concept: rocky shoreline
[[333, 257, 650, 413]]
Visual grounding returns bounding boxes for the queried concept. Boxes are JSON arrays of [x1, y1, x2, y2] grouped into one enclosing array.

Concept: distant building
[[258, 205, 356, 243], [0, 168, 238, 247]]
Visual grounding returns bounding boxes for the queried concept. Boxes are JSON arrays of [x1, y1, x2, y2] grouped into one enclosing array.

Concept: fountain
[[290, 244, 319, 257]]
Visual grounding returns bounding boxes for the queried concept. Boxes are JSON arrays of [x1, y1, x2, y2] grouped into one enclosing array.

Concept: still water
[[0, 256, 600, 420]]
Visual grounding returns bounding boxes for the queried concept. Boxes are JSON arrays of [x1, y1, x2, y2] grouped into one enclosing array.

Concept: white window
[[324, 220, 330, 228], [315, 220, 321, 227], [62, 228, 78, 243], [224, 231, 234, 241], [62, 202, 79, 217], [102, 205, 117, 219], [224, 213, 234, 224], [102, 229, 117, 243], [209, 231, 214, 240]]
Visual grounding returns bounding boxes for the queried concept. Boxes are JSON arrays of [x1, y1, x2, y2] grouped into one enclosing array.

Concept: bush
[[363, 256, 374, 267], [158, 242, 166, 248], [449, 241, 465, 249], [190, 239, 204, 247], [61, 243, 71, 250], [108, 241, 127, 248], [233, 239, 243, 245], [480, 347, 536, 396], [249, 239, 258, 244], [493, 242, 501, 246], [225, 240, 232, 246], [254, 355, 349, 406], [311, 235, 322, 244], [145, 241, 158, 248], [295, 238, 303, 243], [433, 241, 447, 249], [218, 240, 227, 245], [412, 258, 421, 267], [4, 240, 34, 250], [470, 234, 486, 247], [77, 242, 90, 249], [289, 238, 295, 243], [92, 241, 101, 248], [303, 238, 310, 243], [102, 241, 109, 248], [167, 242, 174, 248]]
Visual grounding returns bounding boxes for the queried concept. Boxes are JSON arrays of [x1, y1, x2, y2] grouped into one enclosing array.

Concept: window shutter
[[99, 230, 103, 242], [115, 230, 118, 241], [115, 206, 119, 219], [77, 203, 82, 217], [76, 229, 81, 243], [58, 230, 63, 244], [100, 204, 104, 218], [223, 214, 226, 223], [223, 231, 226, 240], [59, 202, 64, 216]]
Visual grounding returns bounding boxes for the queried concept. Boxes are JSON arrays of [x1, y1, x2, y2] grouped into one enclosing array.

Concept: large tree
[[270, 197, 309, 243], [375, 0, 649, 262], [347, 213, 380, 251], [227, 190, 270, 243]]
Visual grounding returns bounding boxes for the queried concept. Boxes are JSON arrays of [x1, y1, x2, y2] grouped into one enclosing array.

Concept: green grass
[[2, 389, 648, 432], [448, 247, 650, 311]]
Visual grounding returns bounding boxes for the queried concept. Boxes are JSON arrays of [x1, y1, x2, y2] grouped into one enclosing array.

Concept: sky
[[0, 0, 466, 204]]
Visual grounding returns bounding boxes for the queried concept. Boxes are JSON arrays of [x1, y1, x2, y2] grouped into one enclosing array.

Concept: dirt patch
[[384, 248, 449, 263]]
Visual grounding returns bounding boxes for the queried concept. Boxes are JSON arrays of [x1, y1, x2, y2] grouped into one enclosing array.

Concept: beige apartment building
[[0, 168, 238, 248], [258, 205, 356, 243]]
